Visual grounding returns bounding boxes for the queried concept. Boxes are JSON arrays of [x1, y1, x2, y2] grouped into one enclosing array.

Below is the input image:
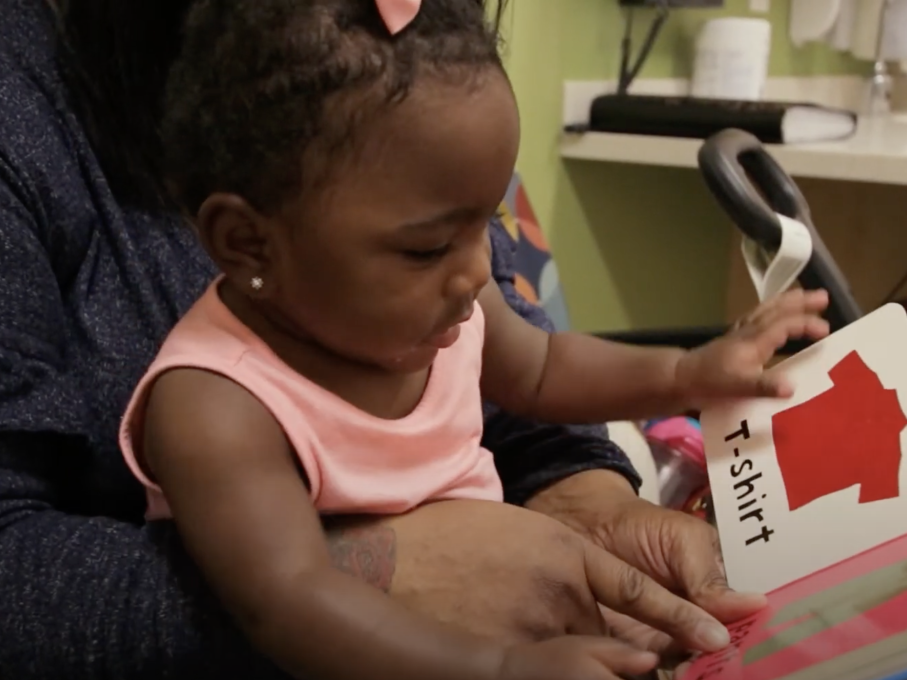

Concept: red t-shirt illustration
[[771, 350, 906, 511]]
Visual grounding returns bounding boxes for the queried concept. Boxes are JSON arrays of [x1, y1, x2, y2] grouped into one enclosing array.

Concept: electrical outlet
[[749, 0, 770, 11], [618, 0, 724, 7]]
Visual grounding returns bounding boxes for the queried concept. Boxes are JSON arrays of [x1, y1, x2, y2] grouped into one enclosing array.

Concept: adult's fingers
[[566, 600, 609, 638], [599, 605, 677, 657], [665, 521, 768, 624], [581, 541, 731, 653], [535, 578, 608, 639]]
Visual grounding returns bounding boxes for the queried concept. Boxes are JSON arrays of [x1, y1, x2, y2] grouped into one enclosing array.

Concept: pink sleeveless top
[[119, 282, 503, 520]]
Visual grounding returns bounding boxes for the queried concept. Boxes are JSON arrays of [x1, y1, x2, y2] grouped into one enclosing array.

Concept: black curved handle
[[697, 128, 862, 330], [697, 129, 812, 249]]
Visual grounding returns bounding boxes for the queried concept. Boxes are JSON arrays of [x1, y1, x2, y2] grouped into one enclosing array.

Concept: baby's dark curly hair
[[161, 0, 507, 216]]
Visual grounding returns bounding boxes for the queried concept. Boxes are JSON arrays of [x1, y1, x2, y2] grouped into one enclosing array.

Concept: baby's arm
[[477, 282, 689, 423], [142, 368, 506, 680], [478, 281, 826, 423]]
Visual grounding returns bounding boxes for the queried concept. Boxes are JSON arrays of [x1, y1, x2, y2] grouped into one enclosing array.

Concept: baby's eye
[[402, 245, 451, 262]]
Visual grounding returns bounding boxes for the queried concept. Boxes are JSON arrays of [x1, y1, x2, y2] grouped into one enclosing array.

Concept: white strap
[[741, 214, 813, 302]]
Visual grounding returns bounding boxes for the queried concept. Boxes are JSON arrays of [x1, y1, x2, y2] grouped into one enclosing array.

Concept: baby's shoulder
[[144, 366, 284, 458]]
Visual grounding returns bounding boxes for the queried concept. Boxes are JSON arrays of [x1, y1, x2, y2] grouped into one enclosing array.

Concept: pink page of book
[[680, 531, 907, 680]]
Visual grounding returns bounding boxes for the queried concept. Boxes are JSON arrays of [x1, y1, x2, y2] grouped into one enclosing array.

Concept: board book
[[682, 303, 907, 680]]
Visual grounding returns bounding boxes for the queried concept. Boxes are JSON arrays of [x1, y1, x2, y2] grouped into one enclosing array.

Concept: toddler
[[119, 1, 830, 678]]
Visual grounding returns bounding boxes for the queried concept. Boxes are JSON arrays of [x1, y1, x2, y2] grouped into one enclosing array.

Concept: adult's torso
[[0, 0, 217, 520]]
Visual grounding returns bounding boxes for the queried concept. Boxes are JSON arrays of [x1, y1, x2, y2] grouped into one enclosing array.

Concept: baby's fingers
[[752, 372, 793, 399], [737, 289, 829, 334], [675, 659, 695, 680], [515, 637, 659, 680], [798, 288, 830, 313], [750, 314, 830, 360], [582, 638, 660, 676], [750, 289, 829, 323], [802, 314, 832, 340], [741, 312, 830, 398]]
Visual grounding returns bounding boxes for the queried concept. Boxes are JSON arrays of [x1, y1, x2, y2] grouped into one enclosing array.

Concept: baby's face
[[268, 68, 520, 372]]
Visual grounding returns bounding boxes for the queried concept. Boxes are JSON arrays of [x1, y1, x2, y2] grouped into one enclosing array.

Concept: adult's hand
[[526, 470, 767, 656], [326, 499, 732, 653]]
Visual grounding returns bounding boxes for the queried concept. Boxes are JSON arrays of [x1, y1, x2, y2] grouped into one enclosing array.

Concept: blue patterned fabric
[[496, 173, 571, 332]]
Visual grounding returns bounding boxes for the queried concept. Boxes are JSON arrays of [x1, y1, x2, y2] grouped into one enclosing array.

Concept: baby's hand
[[497, 636, 659, 680], [676, 289, 830, 407]]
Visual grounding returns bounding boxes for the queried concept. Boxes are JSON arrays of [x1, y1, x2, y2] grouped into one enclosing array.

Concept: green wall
[[502, 0, 866, 332]]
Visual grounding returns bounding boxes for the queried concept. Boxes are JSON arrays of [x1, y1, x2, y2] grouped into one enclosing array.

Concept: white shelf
[[560, 115, 907, 187], [559, 78, 907, 187]]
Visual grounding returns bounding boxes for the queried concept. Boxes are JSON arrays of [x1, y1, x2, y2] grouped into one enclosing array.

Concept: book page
[[681, 532, 907, 680], [701, 303, 907, 594]]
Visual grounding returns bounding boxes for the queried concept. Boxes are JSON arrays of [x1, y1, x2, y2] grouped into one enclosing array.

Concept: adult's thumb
[[687, 574, 767, 624], [670, 521, 768, 623]]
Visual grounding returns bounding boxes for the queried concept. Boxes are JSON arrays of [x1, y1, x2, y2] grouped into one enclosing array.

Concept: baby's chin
[[384, 344, 441, 373]]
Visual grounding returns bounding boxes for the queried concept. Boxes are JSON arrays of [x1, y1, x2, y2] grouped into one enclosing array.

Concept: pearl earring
[[250, 276, 264, 291]]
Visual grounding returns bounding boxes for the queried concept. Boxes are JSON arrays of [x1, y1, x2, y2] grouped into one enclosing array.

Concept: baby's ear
[[196, 192, 271, 287]]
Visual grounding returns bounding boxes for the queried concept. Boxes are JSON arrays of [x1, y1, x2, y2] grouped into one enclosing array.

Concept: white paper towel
[[849, 0, 887, 60], [829, 0, 858, 51], [881, 0, 907, 60], [789, 0, 841, 46], [691, 18, 772, 100]]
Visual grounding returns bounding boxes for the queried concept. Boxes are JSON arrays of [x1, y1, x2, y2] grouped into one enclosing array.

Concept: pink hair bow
[[375, 0, 421, 35]]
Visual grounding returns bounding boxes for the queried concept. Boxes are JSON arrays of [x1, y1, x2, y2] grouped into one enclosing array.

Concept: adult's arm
[[483, 218, 641, 506], [0, 155, 288, 678], [0, 432, 292, 678], [0, 430, 686, 680]]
